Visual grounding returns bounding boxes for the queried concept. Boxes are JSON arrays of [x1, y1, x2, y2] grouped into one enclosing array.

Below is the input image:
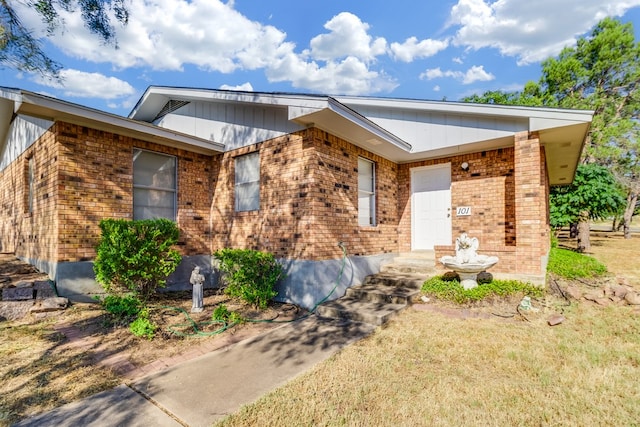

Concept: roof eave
[[14, 90, 225, 154]]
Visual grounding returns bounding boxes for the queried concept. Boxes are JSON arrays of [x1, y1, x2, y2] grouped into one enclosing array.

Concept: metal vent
[[154, 100, 190, 121]]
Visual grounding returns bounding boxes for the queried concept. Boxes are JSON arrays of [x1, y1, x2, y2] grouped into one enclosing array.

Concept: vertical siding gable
[[156, 100, 303, 150]]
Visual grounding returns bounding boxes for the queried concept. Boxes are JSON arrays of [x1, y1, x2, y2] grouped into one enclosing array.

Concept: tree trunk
[[569, 223, 578, 238], [576, 212, 591, 253], [622, 192, 638, 239]]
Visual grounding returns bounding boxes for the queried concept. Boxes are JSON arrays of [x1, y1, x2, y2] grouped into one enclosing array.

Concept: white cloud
[[23, 2, 397, 97], [420, 65, 494, 84], [309, 12, 387, 62], [219, 82, 254, 91], [448, 0, 640, 64], [266, 53, 398, 95], [32, 69, 136, 99], [389, 37, 449, 62]]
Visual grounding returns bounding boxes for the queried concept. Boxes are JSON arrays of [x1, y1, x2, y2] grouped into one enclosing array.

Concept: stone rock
[[2, 287, 35, 301], [14, 280, 34, 288], [0, 301, 35, 320], [583, 290, 604, 302], [624, 292, 640, 306], [29, 297, 69, 313], [477, 271, 493, 283], [617, 276, 631, 287], [594, 298, 611, 307], [547, 314, 565, 326], [611, 285, 629, 299], [34, 281, 57, 299], [565, 285, 583, 300]]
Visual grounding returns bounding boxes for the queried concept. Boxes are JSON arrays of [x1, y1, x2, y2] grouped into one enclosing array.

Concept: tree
[[0, 0, 129, 78], [464, 18, 640, 242], [538, 18, 640, 238], [550, 164, 626, 252]]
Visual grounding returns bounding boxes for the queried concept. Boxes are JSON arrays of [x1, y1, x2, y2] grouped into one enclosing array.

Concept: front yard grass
[[216, 231, 640, 426]]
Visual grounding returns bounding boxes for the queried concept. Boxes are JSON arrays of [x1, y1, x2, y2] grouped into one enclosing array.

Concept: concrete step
[[315, 298, 408, 326], [379, 251, 437, 275], [380, 263, 437, 275], [345, 283, 421, 305], [362, 272, 428, 290]]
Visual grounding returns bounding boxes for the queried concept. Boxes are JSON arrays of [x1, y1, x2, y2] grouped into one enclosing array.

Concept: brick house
[[0, 86, 592, 306]]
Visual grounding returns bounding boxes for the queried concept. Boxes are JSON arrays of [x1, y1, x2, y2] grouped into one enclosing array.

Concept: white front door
[[411, 164, 452, 250]]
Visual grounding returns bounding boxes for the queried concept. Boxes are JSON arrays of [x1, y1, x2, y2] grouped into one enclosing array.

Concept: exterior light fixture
[[461, 162, 469, 171]]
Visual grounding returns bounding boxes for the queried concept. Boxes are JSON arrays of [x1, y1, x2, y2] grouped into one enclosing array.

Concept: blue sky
[[2, 0, 640, 117]]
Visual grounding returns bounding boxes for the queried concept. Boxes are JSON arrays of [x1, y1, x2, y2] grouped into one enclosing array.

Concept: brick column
[[513, 131, 548, 277]]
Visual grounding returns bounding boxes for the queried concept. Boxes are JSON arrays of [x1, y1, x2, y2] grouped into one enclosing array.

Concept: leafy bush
[[547, 247, 607, 279], [214, 249, 283, 309], [129, 308, 157, 340], [94, 218, 182, 302], [421, 276, 544, 304], [100, 294, 142, 321], [212, 304, 245, 325]]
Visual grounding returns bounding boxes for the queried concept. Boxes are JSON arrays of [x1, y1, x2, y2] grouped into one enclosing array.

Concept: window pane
[[134, 149, 176, 189], [235, 182, 260, 211], [133, 188, 175, 220], [133, 149, 176, 220], [358, 158, 373, 193], [28, 157, 34, 213], [358, 158, 375, 226], [235, 152, 260, 212], [235, 152, 260, 184]]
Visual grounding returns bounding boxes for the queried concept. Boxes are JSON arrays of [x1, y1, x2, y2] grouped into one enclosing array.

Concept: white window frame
[[133, 148, 177, 221], [358, 157, 376, 226], [235, 152, 260, 212]]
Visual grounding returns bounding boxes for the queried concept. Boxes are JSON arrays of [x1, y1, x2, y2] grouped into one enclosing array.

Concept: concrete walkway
[[14, 316, 375, 427]]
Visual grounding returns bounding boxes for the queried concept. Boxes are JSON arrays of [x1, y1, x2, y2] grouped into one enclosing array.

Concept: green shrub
[[129, 308, 157, 340], [421, 276, 544, 304], [100, 294, 142, 321], [547, 247, 607, 279], [212, 304, 245, 325], [214, 249, 283, 309], [94, 218, 182, 302]]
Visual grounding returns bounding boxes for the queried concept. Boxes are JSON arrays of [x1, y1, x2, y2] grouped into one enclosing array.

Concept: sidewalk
[[13, 316, 375, 427]]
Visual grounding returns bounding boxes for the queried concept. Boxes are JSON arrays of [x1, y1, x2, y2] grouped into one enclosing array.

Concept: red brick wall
[[1, 121, 215, 268], [55, 122, 214, 261], [211, 128, 399, 260], [398, 148, 516, 253], [0, 120, 552, 281], [0, 128, 58, 264], [425, 133, 550, 280]]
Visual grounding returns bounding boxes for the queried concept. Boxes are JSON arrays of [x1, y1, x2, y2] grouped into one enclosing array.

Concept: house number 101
[[456, 206, 471, 216]]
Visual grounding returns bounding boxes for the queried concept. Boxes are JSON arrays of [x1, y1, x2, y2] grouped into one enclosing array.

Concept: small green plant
[[100, 294, 142, 321], [129, 308, 157, 340], [214, 249, 283, 309], [421, 276, 544, 304], [212, 304, 245, 325], [94, 218, 182, 302], [212, 304, 231, 321], [547, 247, 607, 279]]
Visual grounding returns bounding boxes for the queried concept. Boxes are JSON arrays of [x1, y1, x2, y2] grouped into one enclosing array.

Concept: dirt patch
[[0, 254, 309, 426]]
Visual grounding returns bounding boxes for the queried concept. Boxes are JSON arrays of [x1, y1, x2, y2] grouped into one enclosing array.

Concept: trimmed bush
[[94, 218, 182, 302], [214, 249, 283, 309]]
